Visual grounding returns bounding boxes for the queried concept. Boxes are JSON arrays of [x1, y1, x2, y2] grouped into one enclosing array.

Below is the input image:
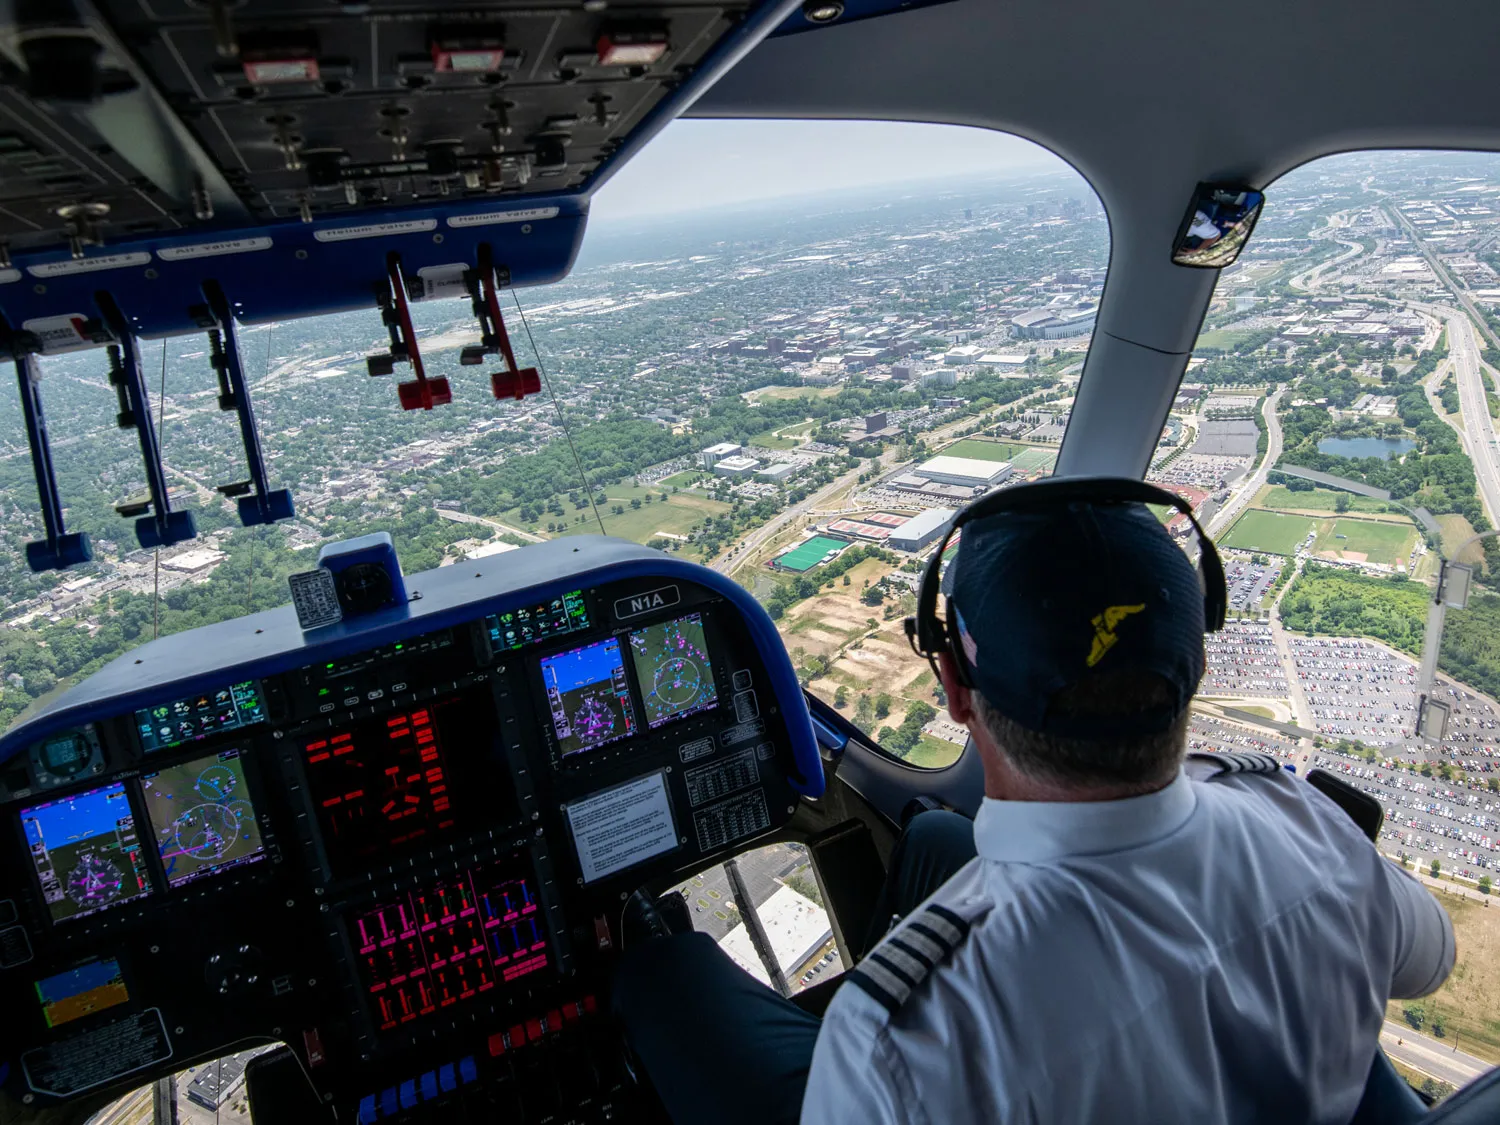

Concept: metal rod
[[202, 280, 294, 525], [95, 290, 196, 549], [724, 856, 789, 997]]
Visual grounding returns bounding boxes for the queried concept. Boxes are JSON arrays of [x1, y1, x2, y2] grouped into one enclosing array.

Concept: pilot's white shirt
[[801, 763, 1454, 1125]]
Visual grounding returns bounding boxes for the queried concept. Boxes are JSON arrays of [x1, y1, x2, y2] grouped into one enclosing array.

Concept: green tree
[[834, 684, 849, 709], [1480, 874, 1492, 895], [875, 693, 892, 719], [1431, 859, 1441, 879], [855, 693, 874, 727], [1334, 493, 1351, 513]]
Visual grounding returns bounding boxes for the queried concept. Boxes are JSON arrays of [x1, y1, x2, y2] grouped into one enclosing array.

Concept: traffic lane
[[1381, 1021, 1492, 1089]]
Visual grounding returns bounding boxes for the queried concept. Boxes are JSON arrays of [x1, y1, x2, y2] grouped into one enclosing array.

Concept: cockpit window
[[0, 121, 1108, 780], [1171, 153, 1500, 948]]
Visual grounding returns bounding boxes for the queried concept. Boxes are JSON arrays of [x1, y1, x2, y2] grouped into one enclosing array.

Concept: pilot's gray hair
[[970, 668, 1190, 789]]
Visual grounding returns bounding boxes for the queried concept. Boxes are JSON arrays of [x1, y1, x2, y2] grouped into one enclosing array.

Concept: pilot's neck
[[976, 736, 1177, 804]]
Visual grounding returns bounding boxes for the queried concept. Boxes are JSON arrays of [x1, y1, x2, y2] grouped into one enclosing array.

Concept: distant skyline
[[588, 119, 1063, 224]]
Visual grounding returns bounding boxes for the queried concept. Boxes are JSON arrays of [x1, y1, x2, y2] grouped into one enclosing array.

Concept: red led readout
[[303, 704, 461, 873], [350, 857, 550, 1030]]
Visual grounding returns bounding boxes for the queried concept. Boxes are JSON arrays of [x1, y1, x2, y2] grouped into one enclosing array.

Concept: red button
[[526, 1017, 543, 1042], [508, 1023, 525, 1049], [582, 994, 597, 1014], [563, 1003, 580, 1022], [488, 1032, 506, 1057], [546, 1009, 562, 1032]]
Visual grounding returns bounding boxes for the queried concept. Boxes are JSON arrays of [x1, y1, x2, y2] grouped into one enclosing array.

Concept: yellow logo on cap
[[1087, 604, 1145, 668]]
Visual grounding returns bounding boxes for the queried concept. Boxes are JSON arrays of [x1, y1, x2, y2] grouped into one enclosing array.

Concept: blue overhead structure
[[1, 0, 926, 569]]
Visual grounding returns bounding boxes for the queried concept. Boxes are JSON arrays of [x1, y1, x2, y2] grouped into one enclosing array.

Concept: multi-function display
[[540, 637, 636, 758], [349, 854, 549, 1031], [628, 612, 720, 730], [486, 589, 590, 653], [20, 782, 152, 923], [301, 691, 511, 877], [141, 749, 265, 887], [134, 681, 265, 752]]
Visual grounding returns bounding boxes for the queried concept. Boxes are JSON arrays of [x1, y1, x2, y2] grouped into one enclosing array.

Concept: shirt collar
[[972, 770, 1198, 864]]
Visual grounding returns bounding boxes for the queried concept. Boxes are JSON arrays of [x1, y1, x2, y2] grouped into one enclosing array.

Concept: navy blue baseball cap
[[946, 500, 1206, 738]]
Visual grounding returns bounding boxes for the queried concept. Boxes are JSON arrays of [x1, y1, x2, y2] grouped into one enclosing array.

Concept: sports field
[[939, 439, 1022, 462], [1313, 517, 1418, 566], [1258, 485, 1390, 515], [1220, 510, 1317, 556], [1010, 447, 1058, 473], [776, 536, 849, 572]]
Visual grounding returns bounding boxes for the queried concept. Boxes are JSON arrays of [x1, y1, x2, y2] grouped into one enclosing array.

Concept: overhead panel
[[0, 0, 797, 339]]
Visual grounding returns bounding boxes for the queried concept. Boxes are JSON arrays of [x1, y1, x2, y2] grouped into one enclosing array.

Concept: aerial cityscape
[[8, 142, 1500, 1105]]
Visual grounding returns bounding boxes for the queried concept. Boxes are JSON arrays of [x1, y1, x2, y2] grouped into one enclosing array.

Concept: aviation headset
[[903, 475, 1228, 688]]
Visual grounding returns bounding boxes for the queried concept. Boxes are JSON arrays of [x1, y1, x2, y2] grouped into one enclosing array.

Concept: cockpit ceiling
[[0, 0, 798, 258]]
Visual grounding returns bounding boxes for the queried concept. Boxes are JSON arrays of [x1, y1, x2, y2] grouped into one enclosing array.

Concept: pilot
[[614, 494, 1454, 1124]]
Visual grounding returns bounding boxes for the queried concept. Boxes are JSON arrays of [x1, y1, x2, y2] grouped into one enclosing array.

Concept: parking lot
[[1223, 554, 1282, 611], [1203, 621, 1289, 697], [1289, 636, 1419, 749], [1312, 748, 1500, 883]]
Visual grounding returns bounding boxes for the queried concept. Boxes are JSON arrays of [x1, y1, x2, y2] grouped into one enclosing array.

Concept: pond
[[1317, 436, 1416, 460]]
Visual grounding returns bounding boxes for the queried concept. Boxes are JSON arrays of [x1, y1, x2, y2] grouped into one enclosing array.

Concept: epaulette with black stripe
[[845, 903, 971, 1016], [1185, 751, 1283, 780]]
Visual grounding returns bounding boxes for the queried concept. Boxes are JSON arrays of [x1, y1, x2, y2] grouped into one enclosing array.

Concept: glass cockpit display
[[486, 589, 590, 653], [300, 691, 513, 877], [540, 637, 637, 758], [134, 680, 265, 752], [140, 749, 265, 887], [348, 854, 549, 1032], [20, 782, 152, 923], [36, 959, 130, 1028], [628, 613, 720, 729]]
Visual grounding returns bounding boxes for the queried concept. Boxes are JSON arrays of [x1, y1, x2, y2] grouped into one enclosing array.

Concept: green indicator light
[[318, 688, 330, 697], [395, 644, 403, 650]]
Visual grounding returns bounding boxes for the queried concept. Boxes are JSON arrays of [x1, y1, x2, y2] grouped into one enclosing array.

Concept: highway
[[1207, 387, 1284, 539], [1412, 306, 1500, 527], [1381, 1020, 1492, 1090]]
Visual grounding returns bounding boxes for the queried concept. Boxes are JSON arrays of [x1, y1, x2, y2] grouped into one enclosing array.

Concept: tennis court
[[776, 536, 849, 572]]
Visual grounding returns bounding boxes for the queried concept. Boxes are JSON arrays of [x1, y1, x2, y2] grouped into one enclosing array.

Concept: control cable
[[152, 340, 167, 639], [511, 290, 608, 536]]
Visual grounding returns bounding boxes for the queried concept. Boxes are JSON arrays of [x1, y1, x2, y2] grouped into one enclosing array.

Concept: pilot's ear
[[936, 651, 973, 726]]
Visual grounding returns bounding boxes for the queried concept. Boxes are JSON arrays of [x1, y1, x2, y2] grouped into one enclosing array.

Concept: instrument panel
[[0, 538, 820, 1122]]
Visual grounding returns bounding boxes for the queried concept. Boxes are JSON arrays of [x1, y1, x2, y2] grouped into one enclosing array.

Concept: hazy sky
[[588, 119, 1061, 224]]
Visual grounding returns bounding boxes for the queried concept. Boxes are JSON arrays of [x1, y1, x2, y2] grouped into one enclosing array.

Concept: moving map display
[[134, 680, 265, 752], [21, 782, 153, 924], [540, 637, 637, 758], [140, 749, 265, 887], [629, 613, 720, 729]]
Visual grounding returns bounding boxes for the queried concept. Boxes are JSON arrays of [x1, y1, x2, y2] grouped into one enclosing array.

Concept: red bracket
[[368, 252, 451, 411], [462, 243, 541, 402]]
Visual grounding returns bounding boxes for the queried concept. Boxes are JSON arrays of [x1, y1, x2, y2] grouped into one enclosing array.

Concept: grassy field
[[1010, 447, 1059, 473], [1437, 513, 1486, 567], [1259, 484, 1393, 516], [939, 438, 1022, 462], [1388, 886, 1500, 1065], [499, 484, 730, 547], [1196, 328, 1266, 352], [746, 385, 836, 401], [1221, 509, 1318, 556], [749, 425, 809, 450], [659, 470, 706, 488], [1313, 517, 1418, 566]]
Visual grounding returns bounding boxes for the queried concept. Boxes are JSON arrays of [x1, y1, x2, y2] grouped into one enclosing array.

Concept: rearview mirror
[[1171, 184, 1264, 269]]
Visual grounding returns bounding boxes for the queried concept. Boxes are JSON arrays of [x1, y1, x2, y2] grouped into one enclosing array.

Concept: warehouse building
[[889, 507, 958, 552], [913, 455, 1013, 489]]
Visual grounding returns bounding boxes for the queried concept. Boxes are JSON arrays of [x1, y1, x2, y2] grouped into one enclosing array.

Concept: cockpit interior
[[3, 0, 1500, 1121]]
